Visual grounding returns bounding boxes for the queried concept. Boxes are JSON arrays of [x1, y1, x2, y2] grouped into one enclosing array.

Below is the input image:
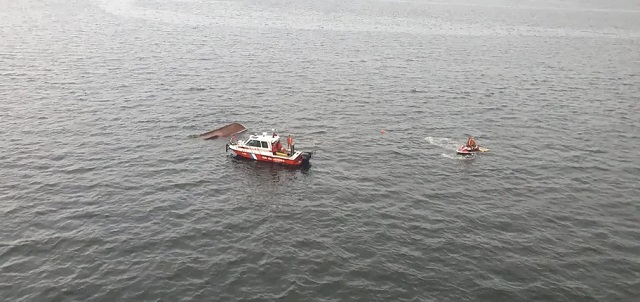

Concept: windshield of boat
[[245, 140, 261, 147], [245, 140, 270, 148]]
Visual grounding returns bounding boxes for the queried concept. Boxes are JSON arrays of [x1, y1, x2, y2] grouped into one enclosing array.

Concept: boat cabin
[[239, 132, 287, 154]]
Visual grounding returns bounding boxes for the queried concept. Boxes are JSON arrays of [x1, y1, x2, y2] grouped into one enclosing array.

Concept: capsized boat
[[225, 130, 313, 167], [196, 123, 247, 140], [456, 145, 489, 155]]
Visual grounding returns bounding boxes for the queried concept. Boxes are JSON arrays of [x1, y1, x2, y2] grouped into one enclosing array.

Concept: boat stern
[[300, 151, 313, 167]]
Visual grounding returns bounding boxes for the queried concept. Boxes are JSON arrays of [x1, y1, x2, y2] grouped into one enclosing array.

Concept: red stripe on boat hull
[[231, 150, 303, 167]]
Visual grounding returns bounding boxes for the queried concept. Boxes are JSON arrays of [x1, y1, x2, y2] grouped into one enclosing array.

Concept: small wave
[[441, 153, 474, 160], [186, 87, 207, 92]]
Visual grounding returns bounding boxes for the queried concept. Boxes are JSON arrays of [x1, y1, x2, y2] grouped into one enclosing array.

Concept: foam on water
[[425, 136, 460, 150]]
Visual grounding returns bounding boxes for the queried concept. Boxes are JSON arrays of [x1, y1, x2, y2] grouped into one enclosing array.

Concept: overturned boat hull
[[197, 123, 247, 140]]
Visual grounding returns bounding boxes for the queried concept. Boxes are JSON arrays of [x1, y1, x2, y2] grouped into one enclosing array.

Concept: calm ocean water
[[1, 0, 639, 301]]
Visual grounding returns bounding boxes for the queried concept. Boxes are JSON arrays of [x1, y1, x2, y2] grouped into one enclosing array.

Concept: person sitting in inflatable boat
[[466, 136, 479, 151]]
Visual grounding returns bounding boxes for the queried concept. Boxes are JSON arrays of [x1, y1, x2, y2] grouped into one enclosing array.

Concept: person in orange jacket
[[466, 136, 478, 151], [286, 135, 294, 155]]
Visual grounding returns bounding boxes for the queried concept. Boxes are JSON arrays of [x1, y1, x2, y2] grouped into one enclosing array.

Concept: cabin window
[[261, 142, 269, 149], [246, 140, 261, 147]]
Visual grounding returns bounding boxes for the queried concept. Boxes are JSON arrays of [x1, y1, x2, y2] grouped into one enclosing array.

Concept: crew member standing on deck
[[287, 135, 294, 155]]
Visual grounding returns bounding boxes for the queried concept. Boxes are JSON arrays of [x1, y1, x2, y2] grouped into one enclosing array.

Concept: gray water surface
[[1, 0, 639, 301]]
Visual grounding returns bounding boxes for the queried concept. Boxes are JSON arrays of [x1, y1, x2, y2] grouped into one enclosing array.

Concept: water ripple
[[1, 0, 640, 301]]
